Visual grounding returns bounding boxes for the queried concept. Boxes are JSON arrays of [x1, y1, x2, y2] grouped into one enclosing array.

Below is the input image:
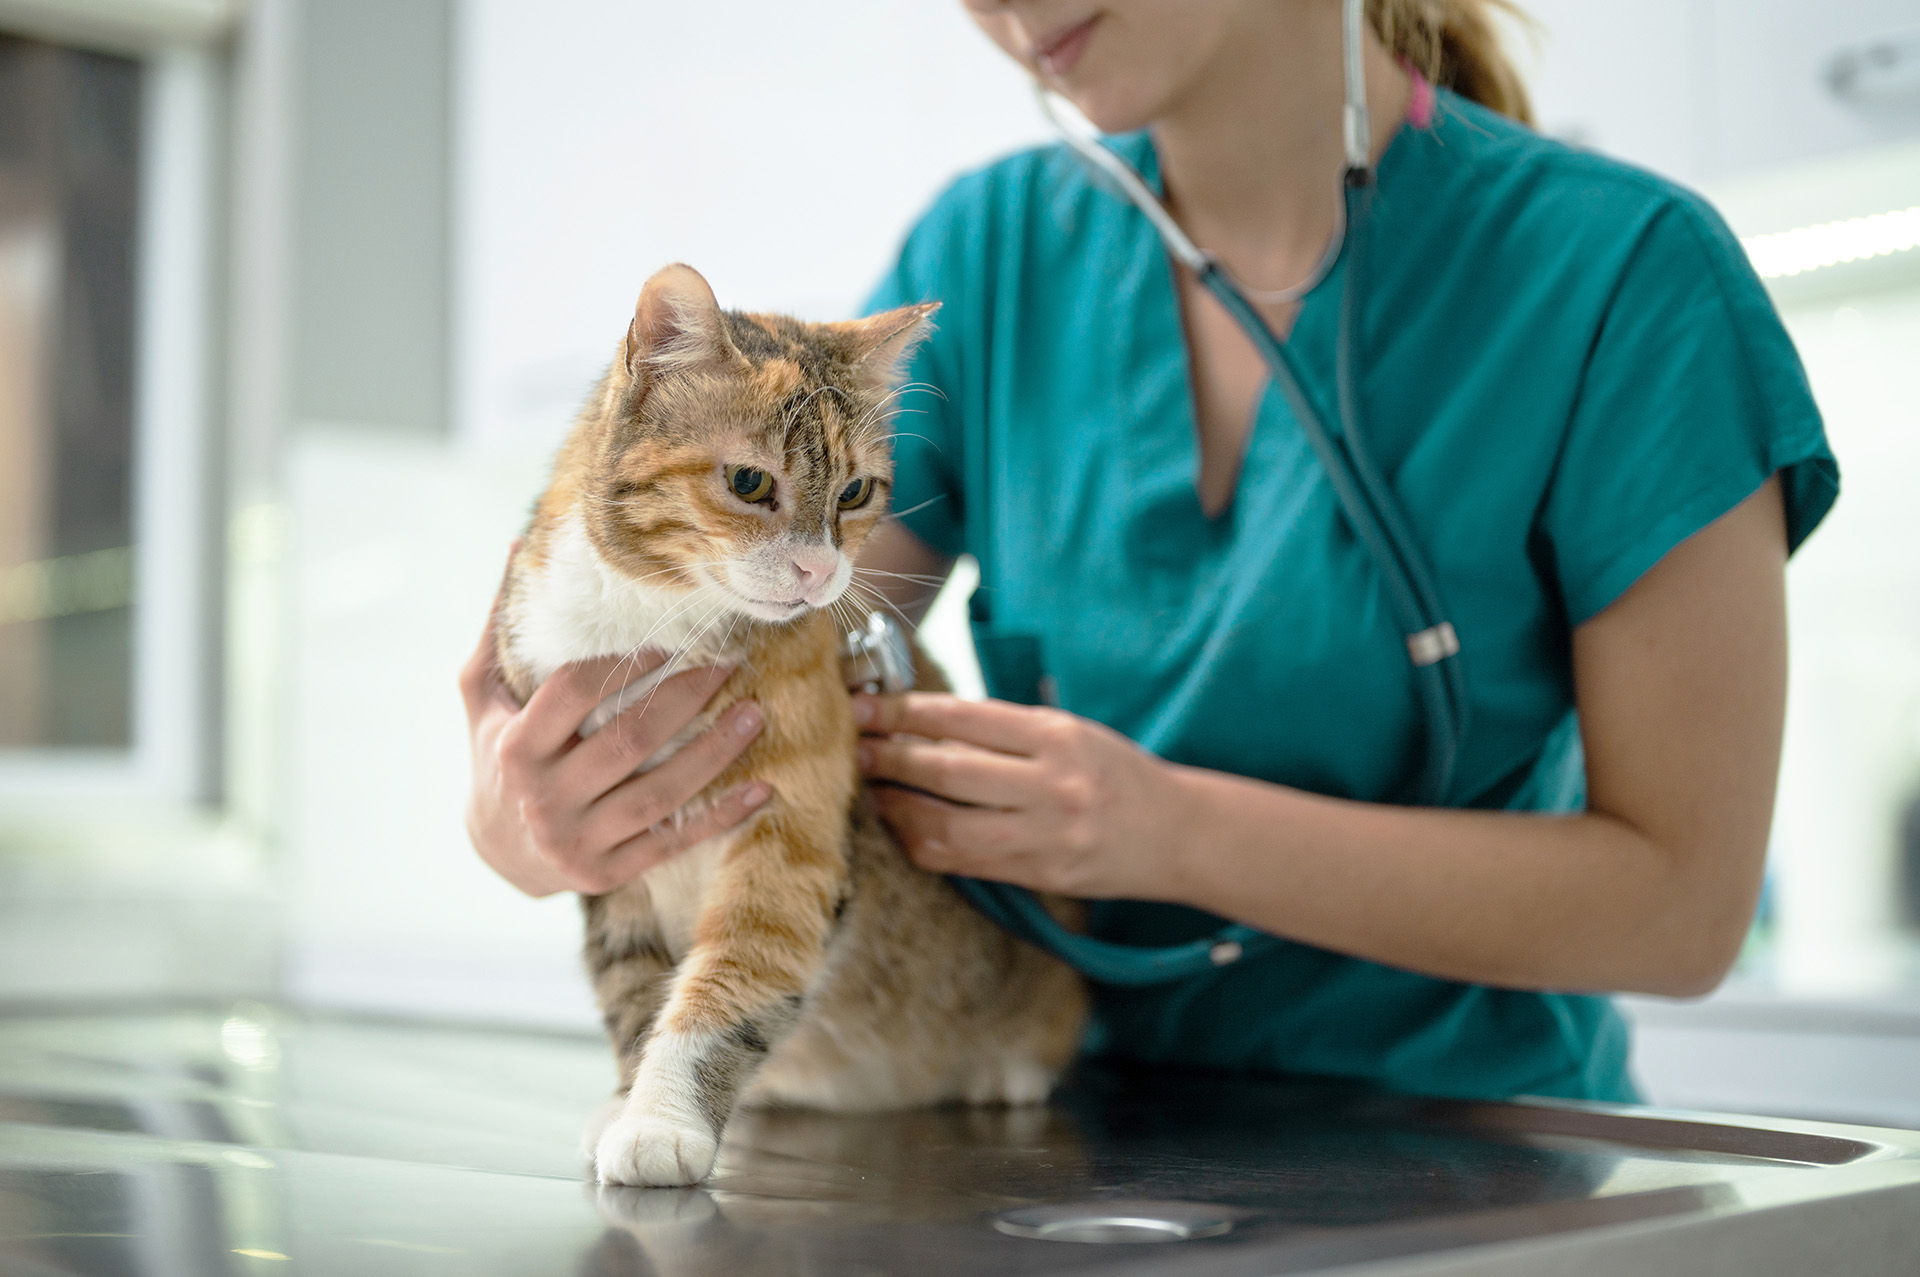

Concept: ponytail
[[1368, 0, 1536, 126]]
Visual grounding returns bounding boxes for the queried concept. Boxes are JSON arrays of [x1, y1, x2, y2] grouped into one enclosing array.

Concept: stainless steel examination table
[[1, 1004, 1916, 1275]]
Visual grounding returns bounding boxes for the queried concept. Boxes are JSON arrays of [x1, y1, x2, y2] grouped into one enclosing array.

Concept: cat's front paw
[[594, 1112, 719, 1187]]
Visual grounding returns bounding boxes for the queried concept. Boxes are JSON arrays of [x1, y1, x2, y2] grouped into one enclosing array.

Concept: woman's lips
[[1035, 15, 1098, 78]]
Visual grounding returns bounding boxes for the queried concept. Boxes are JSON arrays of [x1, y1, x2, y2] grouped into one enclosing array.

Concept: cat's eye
[[726, 465, 774, 504], [837, 477, 875, 510]]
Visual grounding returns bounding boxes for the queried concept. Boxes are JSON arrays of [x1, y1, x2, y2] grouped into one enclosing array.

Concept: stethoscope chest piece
[[843, 611, 915, 696]]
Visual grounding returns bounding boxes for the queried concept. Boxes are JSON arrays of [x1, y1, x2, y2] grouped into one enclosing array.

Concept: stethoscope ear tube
[[1205, 257, 1459, 806], [1196, 202, 1466, 806], [1331, 176, 1470, 803], [1036, 88, 1209, 275], [952, 212, 1470, 983]]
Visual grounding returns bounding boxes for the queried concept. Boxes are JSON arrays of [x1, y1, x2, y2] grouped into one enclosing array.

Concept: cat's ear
[[831, 302, 940, 389], [624, 263, 741, 383]]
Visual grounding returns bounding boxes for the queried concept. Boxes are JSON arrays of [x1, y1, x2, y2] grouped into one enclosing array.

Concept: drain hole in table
[[992, 1202, 1238, 1244]]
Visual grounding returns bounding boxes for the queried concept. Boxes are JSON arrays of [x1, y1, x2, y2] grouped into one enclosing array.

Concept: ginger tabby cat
[[494, 264, 1086, 1187]]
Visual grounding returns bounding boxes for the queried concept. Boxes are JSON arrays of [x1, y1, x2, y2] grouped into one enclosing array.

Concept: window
[[0, 37, 140, 750], [0, 31, 218, 801]]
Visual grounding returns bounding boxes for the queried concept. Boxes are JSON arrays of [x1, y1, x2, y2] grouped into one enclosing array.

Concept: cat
[[493, 263, 1087, 1187]]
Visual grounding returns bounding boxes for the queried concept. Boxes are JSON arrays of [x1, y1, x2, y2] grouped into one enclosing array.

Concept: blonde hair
[[1369, 0, 1535, 125]]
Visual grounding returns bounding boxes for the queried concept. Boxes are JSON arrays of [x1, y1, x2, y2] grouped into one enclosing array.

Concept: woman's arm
[[858, 478, 1787, 998]]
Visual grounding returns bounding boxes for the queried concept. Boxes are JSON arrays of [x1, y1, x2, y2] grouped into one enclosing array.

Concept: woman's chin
[[1054, 86, 1160, 138]]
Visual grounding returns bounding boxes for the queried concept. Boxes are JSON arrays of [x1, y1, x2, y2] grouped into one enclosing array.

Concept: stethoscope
[[856, 0, 1469, 986]]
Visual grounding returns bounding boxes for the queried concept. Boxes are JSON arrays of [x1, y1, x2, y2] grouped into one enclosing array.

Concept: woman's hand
[[459, 559, 771, 898], [852, 692, 1192, 900]]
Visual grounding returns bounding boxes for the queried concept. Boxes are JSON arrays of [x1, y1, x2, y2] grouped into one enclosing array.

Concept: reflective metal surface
[[991, 1202, 1243, 1243], [2, 1003, 1918, 1274]]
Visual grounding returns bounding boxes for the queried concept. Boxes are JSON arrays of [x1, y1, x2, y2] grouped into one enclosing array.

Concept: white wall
[[1770, 287, 1920, 997], [455, 0, 1051, 455], [1517, 0, 1920, 188]]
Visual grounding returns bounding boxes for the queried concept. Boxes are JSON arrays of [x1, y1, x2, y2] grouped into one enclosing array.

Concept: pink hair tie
[[1398, 56, 1437, 129]]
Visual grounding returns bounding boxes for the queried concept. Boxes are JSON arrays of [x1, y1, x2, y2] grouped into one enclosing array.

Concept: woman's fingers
[[587, 781, 774, 893], [561, 663, 737, 796], [507, 650, 674, 761], [458, 621, 504, 725], [577, 701, 764, 851], [459, 539, 523, 725], [869, 786, 1035, 880], [858, 734, 1039, 808], [851, 692, 1055, 756]]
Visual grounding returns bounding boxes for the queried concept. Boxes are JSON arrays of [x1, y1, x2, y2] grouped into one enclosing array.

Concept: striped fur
[[496, 265, 1087, 1187]]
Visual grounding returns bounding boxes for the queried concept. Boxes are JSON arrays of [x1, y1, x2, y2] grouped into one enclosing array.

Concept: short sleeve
[[1539, 195, 1839, 626], [860, 189, 977, 559]]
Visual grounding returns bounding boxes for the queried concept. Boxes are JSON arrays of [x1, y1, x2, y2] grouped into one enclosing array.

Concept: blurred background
[[0, 0, 1917, 1127]]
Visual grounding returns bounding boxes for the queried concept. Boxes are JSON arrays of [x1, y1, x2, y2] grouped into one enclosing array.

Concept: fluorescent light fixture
[[1741, 206, 1920, 279]]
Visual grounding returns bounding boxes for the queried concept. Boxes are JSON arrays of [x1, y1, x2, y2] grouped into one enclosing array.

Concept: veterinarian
[[463, 0, 1837, 1104]]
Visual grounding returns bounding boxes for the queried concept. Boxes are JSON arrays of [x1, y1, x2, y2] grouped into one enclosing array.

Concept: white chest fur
[[505, 513, 747, 732]]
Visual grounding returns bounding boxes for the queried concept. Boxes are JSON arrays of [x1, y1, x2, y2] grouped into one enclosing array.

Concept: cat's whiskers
[[849, 381, 940, 443], [623, 560, 743, 645], [569, 564, 736, 750], [853, 566, 948, 587], [624, 596, 736, 743], [846, 570, 944, 618], [673, 589, 766, 728], [602, 592, 738, 754], [783, 383, 846, 435], [861, 380, 941, 419], [839, 577, 917, 631], [824, 593, 859, 640], [846, 385, 911, 439], [684, 595, 742, 663], [881, 494, 948, 523], [883, 426, 945, 455], [609, 558, 732, 588], [592, 583, 728, 717], [707, 601, 748, 686]]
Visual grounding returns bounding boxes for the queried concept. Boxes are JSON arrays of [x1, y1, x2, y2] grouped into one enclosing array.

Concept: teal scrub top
[[862, 89, 1839, 1104]]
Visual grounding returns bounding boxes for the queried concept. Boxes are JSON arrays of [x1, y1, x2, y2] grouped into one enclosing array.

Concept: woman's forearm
[[1143, 483, 1786, 1000], [1156, 763, 1755, 998], [861, 485, 1786, 1000]]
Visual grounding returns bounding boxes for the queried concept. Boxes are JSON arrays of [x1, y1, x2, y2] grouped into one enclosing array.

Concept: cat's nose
[[790, 547, 839, 594]]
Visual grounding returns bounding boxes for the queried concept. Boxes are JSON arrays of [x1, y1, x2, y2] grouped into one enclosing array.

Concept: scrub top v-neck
[[862, 88, 1837, 1104]]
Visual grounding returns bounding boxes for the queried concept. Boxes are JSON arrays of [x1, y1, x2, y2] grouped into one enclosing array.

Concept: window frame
[[0, 34, 225, 802]]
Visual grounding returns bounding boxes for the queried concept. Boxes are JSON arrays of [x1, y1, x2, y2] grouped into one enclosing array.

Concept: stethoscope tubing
[[948, 2, 1470, 983], [1198, 175, 1468, 808]]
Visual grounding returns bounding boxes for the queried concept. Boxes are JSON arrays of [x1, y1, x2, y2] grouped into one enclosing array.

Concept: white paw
[[961, 1057, 1056, 1106], [594, 1112, 719, 1187]]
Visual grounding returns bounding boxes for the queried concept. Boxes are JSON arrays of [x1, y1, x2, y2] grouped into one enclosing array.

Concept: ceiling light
[[1741, 206, 1920, 279]]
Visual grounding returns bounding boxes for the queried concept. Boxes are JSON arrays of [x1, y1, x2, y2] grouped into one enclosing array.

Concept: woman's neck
[[1151, 4, 1411, 292]]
